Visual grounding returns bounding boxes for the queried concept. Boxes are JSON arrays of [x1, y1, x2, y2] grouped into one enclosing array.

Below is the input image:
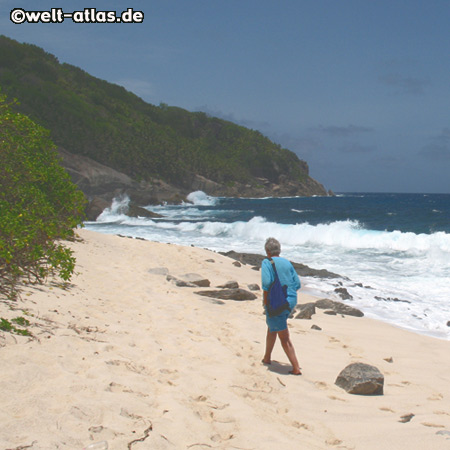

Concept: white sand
[[1, 229, 449, 449]]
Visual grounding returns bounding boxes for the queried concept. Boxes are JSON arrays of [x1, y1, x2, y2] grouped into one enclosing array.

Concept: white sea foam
[[185, 190, 218, 206], [291, 208, 311, 214]]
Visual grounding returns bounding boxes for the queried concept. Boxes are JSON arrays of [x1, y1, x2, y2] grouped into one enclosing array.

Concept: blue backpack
[[266, 258, 290, 317]]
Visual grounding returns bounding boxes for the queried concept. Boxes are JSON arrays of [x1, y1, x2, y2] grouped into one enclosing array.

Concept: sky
[[1, 0, 449, 193]]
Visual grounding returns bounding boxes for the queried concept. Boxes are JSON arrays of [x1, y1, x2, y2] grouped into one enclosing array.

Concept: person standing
[[261, 237, 302, 375]]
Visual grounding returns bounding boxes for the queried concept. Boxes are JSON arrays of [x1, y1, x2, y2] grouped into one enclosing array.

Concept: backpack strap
[[267, 257, 280, 279]]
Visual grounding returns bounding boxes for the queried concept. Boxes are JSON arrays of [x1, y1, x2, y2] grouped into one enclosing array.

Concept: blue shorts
[[265, 309, 290, 332]]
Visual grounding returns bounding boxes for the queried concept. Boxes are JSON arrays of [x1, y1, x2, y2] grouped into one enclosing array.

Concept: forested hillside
[[0, 35, 327, 199]]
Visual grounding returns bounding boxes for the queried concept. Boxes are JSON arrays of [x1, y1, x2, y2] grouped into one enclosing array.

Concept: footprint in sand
[[105, 359, 149, 375], [428, 393, 444, 401], [379, 407, 395, 413], [292, 421, 313, 431], [421, 422, 445, 428], [210, 433, 234, 443], [158, 368, 180, 386], [105, 381, 149, 398], [434, 410, 450, 416], [120, 408, 143, 420], [190, 395, 233, 425], [314, 381, 328, 390], [328, 395, 347, 402]]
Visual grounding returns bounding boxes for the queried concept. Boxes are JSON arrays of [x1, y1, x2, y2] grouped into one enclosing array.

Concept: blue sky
[[1, 0, 449, 193]]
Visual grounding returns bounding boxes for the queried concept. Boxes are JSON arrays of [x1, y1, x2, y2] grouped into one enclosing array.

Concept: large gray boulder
[[167, 273, 211, 287], [217, 281, 239, 289], [195, 289, 257, 301], [127, 203, 163, 219], [85, 196, 111, 221], [315, 299, 364, 317], [334, 287, 353, 300], [219, 251, 341, 279], [247, 283, 260, 291], [292, 303, 316, 320], [335, 363, 384, 395]]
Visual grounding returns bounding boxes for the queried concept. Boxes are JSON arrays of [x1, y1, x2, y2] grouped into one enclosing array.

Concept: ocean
[[84, 192, 450, 340]]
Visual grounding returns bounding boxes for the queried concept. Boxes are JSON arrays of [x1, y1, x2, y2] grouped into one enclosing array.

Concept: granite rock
[[195, 289, 257, 301], [335, 362, 384, 395]]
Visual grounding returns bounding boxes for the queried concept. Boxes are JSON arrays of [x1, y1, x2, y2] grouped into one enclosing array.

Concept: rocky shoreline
[[58, 148, 333, 221]]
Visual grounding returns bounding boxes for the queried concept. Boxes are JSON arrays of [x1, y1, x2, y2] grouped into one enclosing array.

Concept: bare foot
[[261, 359, 271, 365], [289, 369, 302, 375]]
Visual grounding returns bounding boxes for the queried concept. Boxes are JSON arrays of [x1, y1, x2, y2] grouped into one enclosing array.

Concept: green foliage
[[12, 316, 30, 326], [0, 317, 31, 336], [0, 91, 86, 299], [0, 35, 312, 190], [0, 317, 13, 332]]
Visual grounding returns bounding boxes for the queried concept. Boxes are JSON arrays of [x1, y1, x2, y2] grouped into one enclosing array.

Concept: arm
[[291, 265, 301, 291], [261, 258, 272, 306]]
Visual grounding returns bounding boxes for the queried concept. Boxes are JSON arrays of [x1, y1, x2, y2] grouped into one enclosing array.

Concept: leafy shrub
[[0, 92, 86, 299], [0, 317, 31, 336]]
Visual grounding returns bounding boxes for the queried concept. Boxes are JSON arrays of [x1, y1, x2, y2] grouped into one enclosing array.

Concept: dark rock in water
[[293, 303, 316, 320], [195, 289, 257, 301], [219, 251, 263, 267], [311, 324, 322, 331], [334, 287, 353, 300], [375, 296, 411, 304], [217, 281, 239, 289], [85, 196, 110, 221], [127, 203, 163, 219], [447, 321, 450, 327], [247, 283, 260, 291], [315, 299, 364, 317], [297, 265, 342, 280], [220, 251, 342, 279], [85, 196, 163, 221], [335, 362, 384, 395]]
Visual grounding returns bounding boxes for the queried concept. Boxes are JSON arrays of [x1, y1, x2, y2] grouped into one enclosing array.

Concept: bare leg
[[262, 328, 277, 364], [278, 328, 301, 374]]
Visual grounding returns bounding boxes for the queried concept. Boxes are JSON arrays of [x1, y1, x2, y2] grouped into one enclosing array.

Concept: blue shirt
[[261, 256, 301, 310]]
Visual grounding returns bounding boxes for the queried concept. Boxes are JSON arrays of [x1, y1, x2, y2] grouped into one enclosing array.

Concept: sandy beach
[[1, 229, 449, 450]]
